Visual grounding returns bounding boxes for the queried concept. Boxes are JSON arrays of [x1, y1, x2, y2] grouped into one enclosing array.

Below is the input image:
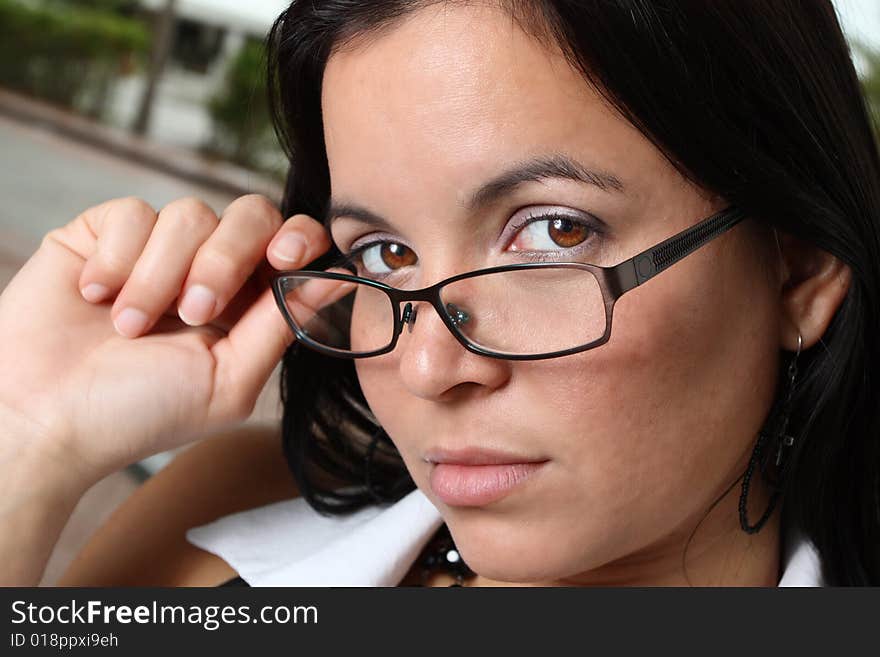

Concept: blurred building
[[141, 0, 288, 35], [139, 0, 288, 74], [110, 1, 288, 148]]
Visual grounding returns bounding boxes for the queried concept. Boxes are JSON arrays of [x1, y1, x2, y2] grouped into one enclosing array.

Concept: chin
[[447, 517, 599, 584]]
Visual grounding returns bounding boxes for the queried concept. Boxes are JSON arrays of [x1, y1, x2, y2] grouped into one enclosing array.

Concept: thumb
[[210, 281, 297, 417]]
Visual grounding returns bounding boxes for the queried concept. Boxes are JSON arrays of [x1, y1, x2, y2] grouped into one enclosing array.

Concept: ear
[[775, 230, 852, 351]]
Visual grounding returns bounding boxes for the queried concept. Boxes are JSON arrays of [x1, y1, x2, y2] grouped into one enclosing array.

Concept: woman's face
[[321, 2, 781, 584]]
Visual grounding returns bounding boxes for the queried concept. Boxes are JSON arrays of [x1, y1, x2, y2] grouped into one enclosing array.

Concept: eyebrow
[[323, 153, 626, 231]]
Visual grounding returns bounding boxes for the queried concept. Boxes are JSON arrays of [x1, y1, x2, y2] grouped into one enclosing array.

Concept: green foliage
[[0, 0, 149, 116], [206, 38, 286, 179], [42, 0, 140, 11], [46, 0, 140, 10]]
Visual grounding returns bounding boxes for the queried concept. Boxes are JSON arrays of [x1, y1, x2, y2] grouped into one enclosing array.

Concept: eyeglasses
[[271, 206, 747, 360]]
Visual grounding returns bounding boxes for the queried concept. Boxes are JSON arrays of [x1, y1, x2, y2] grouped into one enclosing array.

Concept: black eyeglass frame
[[271, 206, 747, 361]]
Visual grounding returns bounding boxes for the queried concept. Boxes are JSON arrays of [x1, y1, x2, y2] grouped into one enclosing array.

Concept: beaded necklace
[[415, 523, 477, 586]]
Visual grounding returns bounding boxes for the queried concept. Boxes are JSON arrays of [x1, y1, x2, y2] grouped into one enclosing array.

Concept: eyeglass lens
[[278, 266, 606, 357]]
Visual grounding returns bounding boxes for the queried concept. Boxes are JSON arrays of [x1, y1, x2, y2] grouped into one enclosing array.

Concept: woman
[[1, 0, 878, 586]]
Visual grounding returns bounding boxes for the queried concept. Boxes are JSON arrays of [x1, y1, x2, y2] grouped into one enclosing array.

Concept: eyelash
[[333, 211, 604, 274]]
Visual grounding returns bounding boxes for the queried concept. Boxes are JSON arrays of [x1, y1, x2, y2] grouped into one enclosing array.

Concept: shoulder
[[58, 424, 299, 586]]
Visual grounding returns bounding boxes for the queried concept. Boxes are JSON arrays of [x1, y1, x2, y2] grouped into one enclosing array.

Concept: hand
[[0, 195, 331, 483]]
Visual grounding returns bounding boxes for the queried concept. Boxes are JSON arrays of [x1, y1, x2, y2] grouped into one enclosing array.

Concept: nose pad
[[445, 302, 471, 327], [401, 302, 418, 334], [400, 301, 471, 335]]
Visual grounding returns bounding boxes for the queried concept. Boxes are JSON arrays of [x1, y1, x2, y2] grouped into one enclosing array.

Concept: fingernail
[[178, 284, 216, 326], [114, 307, 148, 338], [81, 283, 108, 303], [272, 234, 307, 264]]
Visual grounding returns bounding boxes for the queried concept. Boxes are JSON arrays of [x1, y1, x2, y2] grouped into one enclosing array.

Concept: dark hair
[[264, 0, 880, 585]]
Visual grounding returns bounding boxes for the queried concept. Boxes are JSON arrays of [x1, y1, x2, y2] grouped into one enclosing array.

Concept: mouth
[[424, 446, 549, 507], [423, 446, 546, 466]]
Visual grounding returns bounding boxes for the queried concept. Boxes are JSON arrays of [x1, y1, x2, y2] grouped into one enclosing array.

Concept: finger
[[209, 283, 299, 420], [110, 197, 219, 338], [266, 213, 333, 271], [208, 221, 333, 418], [75, 197, 158, 303], [198, 212, 333, 417], [176, 195, 284, 327], [177, 209, 329, 331]]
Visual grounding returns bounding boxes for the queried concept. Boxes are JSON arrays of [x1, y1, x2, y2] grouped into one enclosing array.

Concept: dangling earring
[[739, 333, 802, 534]]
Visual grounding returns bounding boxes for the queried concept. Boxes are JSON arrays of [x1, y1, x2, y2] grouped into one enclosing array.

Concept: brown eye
[[357, 241, 418, 278], [548, 217, 591, 248], [508, 213, 598, 255], [380, 242, 417, 268]]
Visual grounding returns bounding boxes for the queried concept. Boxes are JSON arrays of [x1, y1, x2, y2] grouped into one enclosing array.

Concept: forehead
[[320, 2, 664, 212]]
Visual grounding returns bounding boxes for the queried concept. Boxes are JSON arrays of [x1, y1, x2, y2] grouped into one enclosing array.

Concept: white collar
[[186, 488, 824, 586]]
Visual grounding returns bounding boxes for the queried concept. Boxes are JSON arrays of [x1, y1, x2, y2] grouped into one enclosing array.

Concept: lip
[[423, 446, 547, 466], [429, 461, 548, 507]]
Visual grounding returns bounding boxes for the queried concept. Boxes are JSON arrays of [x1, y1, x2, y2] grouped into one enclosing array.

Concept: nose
[[395, 299, 510, 402]]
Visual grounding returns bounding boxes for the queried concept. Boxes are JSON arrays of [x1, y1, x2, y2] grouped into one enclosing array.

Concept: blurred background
[[0, 0, 877, 584]]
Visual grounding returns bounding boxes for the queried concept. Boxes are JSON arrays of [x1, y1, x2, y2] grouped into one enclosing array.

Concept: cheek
[[522, 238, 780, 538], [354, 356, 409, 443], [354, 355, 442, 488], [452, 248, 778, 579]]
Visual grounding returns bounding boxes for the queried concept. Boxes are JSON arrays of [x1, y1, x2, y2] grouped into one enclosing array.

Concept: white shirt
[[186, 488, 825, 586]]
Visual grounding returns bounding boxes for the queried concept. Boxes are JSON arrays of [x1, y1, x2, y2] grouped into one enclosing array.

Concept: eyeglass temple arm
[[607, 207, 748, 299]]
